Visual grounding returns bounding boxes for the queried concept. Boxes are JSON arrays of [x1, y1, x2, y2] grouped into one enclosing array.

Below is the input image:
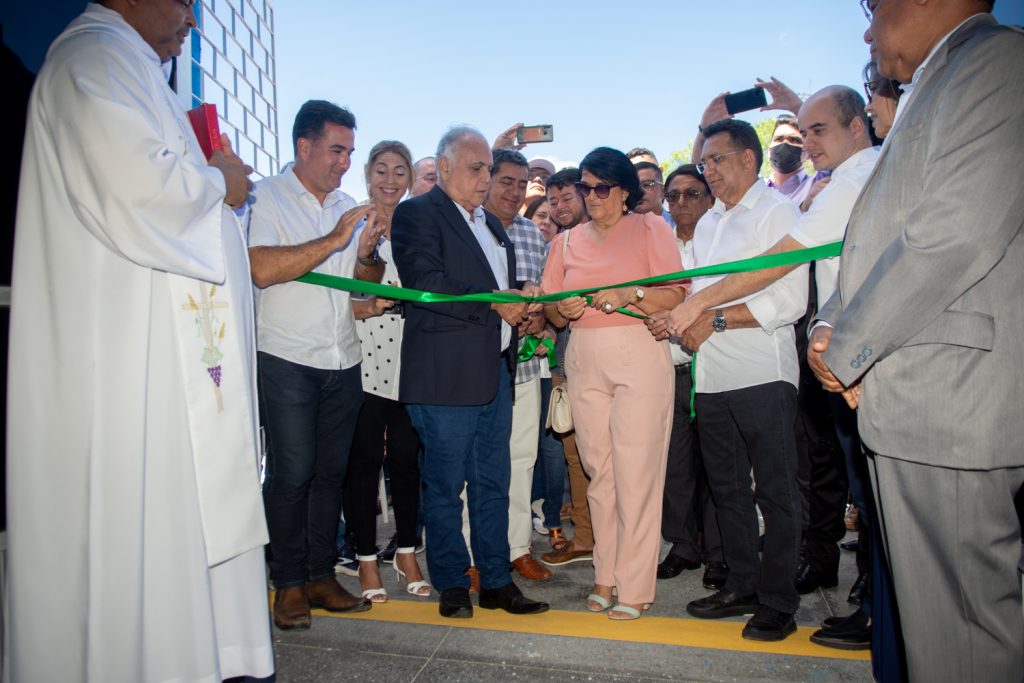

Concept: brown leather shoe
[[513, 553, 553, 580], [466, 566, 480, 594], [305, 577, 371, 613], [273, 586, 311, 630], [540, 540, 594, 567]]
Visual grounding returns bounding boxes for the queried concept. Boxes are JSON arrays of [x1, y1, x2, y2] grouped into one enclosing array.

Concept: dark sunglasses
[[575, 182, 618, 199]]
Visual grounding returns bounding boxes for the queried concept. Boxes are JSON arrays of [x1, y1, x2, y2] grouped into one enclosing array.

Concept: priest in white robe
[[5, 2, 273, 681]]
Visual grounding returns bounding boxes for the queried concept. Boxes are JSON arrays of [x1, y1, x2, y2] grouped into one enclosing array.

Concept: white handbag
[[546, 384, 573, 433]]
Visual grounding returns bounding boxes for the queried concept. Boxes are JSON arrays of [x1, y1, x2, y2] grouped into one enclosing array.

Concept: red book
[[187, 103, 223, 160]]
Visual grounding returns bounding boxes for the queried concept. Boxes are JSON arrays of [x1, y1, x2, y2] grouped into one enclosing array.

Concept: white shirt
[[669, 236, 695, 366], [789, 146, 881, 307], [355, 237, 403, 400], [249, 167, 362, 370], [692, 180, 808, 393], [453, 201, 512, 351]]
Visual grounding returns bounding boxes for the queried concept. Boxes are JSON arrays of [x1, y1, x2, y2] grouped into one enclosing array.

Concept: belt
[[674, 362, 692, 373]]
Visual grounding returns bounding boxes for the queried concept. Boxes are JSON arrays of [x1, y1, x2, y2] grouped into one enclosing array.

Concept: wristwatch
[[712, 309, 727, 332], [634, 287, 645, 303]]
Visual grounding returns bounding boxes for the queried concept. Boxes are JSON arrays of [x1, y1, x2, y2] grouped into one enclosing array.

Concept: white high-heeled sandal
[[357, 555, 388, 603], [394, 547, 431, 597]]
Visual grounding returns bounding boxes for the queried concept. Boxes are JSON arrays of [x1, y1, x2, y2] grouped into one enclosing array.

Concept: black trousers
[[697, 381, 802, 613], [662, 365, 722, 564], [344, 392, 422, 557], [794, 376, 847, 573]]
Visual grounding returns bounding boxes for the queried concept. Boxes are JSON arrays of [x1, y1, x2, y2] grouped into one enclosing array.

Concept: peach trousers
[[566, 324, 674, 604]]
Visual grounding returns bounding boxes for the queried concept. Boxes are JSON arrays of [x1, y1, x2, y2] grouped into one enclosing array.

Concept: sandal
[[548, 528, 569, 551], [586, 593, 611, 612], [394, 548, 432, 597], [358, 555, 389, 603], [608, 603, 651, 621]]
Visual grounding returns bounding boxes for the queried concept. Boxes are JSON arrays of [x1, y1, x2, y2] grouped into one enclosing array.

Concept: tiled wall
[[183, 0, 278, 179]]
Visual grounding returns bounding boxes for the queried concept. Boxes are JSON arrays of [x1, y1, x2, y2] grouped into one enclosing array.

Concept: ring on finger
[[603, 303, 613, 312]]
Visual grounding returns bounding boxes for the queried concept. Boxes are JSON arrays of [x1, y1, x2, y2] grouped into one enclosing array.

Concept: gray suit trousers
[[869, 454, 1024, 682]]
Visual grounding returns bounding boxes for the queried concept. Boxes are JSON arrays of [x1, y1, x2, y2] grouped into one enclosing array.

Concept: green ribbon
[[517, 334, 557, 368], [296, 241, 841, 310]]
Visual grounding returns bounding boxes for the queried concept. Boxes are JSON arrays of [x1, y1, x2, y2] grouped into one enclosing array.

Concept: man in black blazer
[[391, 127, 548, 618]]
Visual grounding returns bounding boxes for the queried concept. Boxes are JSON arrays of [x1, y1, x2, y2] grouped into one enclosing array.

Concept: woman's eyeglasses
[[575, 182, 618, 199]]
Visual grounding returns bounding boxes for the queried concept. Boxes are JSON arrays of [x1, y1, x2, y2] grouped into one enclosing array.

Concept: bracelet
[[357, 249, 380, 267]]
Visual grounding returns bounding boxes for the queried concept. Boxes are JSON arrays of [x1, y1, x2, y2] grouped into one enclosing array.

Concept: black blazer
[[391, 185, 519, 406]]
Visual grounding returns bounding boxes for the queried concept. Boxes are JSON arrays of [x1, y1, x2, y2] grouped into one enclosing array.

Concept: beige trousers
[[566, 325, 673, 604]]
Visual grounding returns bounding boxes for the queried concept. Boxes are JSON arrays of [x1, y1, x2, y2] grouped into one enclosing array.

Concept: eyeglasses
[[176, 0, 197, 7], [859, 0, 876, 21], [696, 149, 744, 175], [575, 182, 618, 199], [665, 189, 707, 204], [640, 180, 662, 191]]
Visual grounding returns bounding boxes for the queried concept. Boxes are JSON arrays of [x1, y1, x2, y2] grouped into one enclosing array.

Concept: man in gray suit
[[809, 1, 1023, 680]]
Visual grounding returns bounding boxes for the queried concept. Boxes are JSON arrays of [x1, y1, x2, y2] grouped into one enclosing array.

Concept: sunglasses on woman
[[575, 182, 618, 199]]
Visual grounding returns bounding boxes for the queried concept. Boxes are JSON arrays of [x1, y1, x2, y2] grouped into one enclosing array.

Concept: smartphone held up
[[724, 87, 768, 115], [516, 125, 554, 145]]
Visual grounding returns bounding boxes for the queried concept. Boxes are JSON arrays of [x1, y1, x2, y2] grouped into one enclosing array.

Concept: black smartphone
[[724, 87, 768, 115], [516, 125, 554, 145]]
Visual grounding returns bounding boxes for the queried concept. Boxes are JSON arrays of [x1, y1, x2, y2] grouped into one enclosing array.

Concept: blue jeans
[[406, 362, 514, 591], [531, 377, 567, 529], [259, 352, 364, 588]]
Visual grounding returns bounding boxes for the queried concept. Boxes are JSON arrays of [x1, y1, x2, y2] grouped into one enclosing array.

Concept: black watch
[[712, 309, 727, 333]]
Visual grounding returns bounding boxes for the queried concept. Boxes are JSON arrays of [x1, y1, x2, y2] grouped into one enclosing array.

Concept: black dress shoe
[[811, 609, 870, 650], [794, 562, 839, 594], [847, 571, 869, 605], [657, 553, 700, 579], [821, 607, 866, 629], [839, 538, 859, 552], [742, 605, 797, 641], [686, 589, 759, 619], [702, 561, 728, 589], [439, 587, 473, 618], [478, 582, 549, 615]]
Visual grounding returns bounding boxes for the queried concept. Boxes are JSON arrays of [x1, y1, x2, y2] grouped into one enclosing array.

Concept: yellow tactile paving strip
[[284, 596, 869, 661]]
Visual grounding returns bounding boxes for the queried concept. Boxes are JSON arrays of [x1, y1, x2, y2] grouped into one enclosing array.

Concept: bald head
[[798, 86, 872, 172]]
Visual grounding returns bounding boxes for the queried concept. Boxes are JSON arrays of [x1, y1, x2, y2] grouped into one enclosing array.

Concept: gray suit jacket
[[820, 14, 1024, 469]]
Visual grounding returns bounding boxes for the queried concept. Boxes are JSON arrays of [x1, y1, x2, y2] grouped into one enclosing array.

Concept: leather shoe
[[839, 538, 859, 552], [439, 587, 473, 618], [466, 566, 480, 594], [848, 571, 869, 605], [811, 609, 870, 650], [657, 553, 700, 579], [478, 581, 549, 615], [702, 561, 728, 589], [743, 605, 797, 641], [304, 577, 372, 613], [794, 562, 839, 594], [512, 553, 553, 581], [540, 540, 593, 566], [273, 586, 311, 630], [686, 589, 759, 619]]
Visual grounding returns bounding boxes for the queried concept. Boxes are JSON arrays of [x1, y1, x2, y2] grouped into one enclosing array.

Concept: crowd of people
[[6, 1, 1022, 682]]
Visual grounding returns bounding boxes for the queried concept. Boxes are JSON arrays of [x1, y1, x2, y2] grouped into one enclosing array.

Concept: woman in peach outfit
[[542, 147, 684, 619]]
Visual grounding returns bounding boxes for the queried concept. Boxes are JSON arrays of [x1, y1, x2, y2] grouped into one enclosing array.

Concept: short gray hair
[[436, 125, 486, 162]]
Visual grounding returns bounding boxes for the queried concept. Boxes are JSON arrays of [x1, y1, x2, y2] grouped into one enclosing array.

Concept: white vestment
[[5, 5, 273, 681]]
